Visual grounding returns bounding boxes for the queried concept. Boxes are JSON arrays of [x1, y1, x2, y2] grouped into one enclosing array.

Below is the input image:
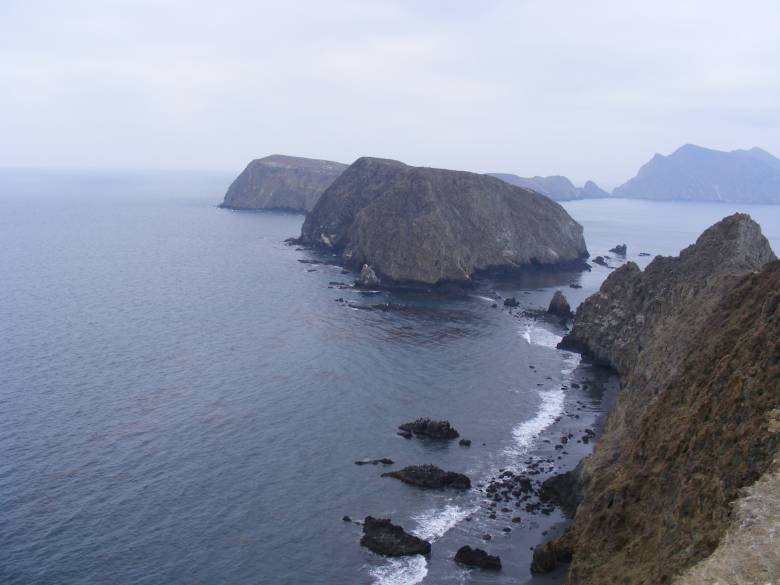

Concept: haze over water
[[1, 171, 777, 584]]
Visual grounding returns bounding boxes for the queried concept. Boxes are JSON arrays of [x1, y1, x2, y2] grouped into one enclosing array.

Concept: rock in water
[[398, 418, 459, 439], [299, 157, 588, 285], [489, 174, 609, 201], [592, 256, 609, 267], [609, 243, 627, 255], [360, 517, 431, 556], [219, 155, 347, 212], [547, 290, 572, 318], [454, 546, 502, 570], [382, 464, 471, 489], [356, 264, 380, 288]]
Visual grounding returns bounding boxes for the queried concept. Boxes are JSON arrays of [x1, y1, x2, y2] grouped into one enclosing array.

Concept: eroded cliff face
[[219, 155, 347, 212], [539, 215, 779, 584], [299, 157, 588, 285]]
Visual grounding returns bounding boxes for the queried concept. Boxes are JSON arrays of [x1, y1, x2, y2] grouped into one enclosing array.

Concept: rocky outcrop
[[356, 264, 380, 288], [490, 174, 610, 201], [299, 158, 588, 285], [454, 546, 502, 570], [360, 517, 431, 556], [537, 215, 778, 584], [219, 155, 347, 212], [613, 144, 780, 203], [609, 243, 627, 255], [547, 290, 572, 318], [382, 464, 471, 489], [398, 418, 459, 439]]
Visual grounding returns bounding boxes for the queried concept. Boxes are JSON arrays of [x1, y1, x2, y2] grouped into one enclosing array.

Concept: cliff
[[613, 144, 780, 204], [299, 157, 589, 285], [219, 155, 347, 212], [538, 214, 778, 583], [490, 173, 609, 201]]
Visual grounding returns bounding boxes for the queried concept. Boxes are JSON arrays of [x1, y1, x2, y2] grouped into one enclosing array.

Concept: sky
[[1, 0, 779, 186]]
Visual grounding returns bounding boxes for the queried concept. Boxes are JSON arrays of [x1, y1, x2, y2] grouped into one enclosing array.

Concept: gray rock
[[547, 290, 572, 318], [360, 517, 431, 556], [219, 155, 347, 212], [382, 464, 471, 489], [613, 144, 780, 204], [356, 264, 381, 288], [454, 546, 502, 570], [300, 158, 588, 285]]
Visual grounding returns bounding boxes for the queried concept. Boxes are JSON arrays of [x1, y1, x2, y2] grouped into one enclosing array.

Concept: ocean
[[1, 169, 778, 585]]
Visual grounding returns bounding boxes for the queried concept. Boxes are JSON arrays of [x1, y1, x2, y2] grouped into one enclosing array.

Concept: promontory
[[298, 157, 588, 285], [219, 155, 347, 212]]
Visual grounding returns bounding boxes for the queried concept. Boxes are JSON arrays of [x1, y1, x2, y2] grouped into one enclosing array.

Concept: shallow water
[[0, 172, 777, 585]]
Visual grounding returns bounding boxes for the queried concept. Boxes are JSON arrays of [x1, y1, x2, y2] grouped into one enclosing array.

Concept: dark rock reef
[[360, 516, 431, 557], [219, 155, 347, 212], [534, 214, 778, 583], [398, 418, 459, 439], [299, 157, 588, 285], [382, 464, 471, 489], [454, 546, 502, 570]]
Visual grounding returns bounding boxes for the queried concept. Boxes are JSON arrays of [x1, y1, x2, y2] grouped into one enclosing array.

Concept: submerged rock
[[299, 157, 588, 285], [503, 297, 520, 307], [454, 546, 502, 570], [354, 458, 394, 466], [398, 418, 459, 439], [219, 155, 347, 212], [360, 517, 431, 556], [382, 464, 471, 489], [547, 290, 573, 318]]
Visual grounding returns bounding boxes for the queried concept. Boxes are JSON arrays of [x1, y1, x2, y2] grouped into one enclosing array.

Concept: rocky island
[[219, 155, 347, 212], [534, 213, 779, 584], [490, 173, 609, 201], [299, 157, 589, 285]]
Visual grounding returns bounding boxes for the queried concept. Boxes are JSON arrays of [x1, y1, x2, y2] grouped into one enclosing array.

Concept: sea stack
[[219, 155, 347, 212], [299, 158, 588, 285]]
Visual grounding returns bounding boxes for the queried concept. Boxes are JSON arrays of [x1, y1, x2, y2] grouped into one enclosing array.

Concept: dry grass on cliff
[[675, 456, 780, 585]]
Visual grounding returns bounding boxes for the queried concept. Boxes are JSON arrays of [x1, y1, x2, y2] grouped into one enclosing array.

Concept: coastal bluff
[[298, 157, 588, 285], [536, 214, 778, 584], [219, 155, 347, 212]]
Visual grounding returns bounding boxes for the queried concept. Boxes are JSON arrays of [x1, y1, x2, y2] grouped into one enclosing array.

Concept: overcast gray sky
[[1, 0, 779, 185]]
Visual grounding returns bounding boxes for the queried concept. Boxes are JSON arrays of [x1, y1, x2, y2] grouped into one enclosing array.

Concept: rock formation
[[490, 174, 610, 201], [299, 158, 588, 285], [382, 464, 471, 489], [533, 214, 778, 583], [613, 144, 780, 203], [454, 546, 502, 570], [219, 155, 347, 212], [356, 264, 380, 288], [360, 517, 431, 556], [547, 290, 572, 318], [397, 418, 459, 439]]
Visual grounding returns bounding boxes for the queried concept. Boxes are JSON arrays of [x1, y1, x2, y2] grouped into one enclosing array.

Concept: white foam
[[520, 321, 562, 349], [411, 504, 477, 541], [505, 387, 566, 459], [369, 556, 428, 585]]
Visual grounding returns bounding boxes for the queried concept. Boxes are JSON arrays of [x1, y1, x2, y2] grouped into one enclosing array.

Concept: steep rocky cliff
[[299, 157, 588, 284], [537, 214, 778, 584], [219, 155, 347, 212]]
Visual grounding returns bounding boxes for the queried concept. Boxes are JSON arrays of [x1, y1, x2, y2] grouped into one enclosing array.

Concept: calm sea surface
[[1, 170, 778, 585]]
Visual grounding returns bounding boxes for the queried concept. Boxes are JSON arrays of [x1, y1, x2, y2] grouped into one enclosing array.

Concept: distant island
[[219, 155, 347, 212], [613, 144, 780, 203], [298, 157, 588, 285], [489, 174, 609, 201]]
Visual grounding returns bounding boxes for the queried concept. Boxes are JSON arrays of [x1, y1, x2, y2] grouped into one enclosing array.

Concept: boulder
[[547, 290, 572, 318], [360, 517, 431, 556], [356, 264, 381, 288], [454, 546, 502, 570], [398, 418, 459, 439], [382, 464, 471, 489]]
